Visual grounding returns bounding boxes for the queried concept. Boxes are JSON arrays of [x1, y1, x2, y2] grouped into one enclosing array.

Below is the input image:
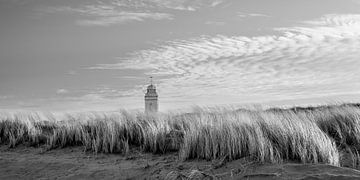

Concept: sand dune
[[2, 104, 360, 179], [1, 146, 360, 180]]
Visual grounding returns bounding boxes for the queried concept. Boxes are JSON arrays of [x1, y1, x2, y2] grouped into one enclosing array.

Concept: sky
[[1, 0, 360, 112]]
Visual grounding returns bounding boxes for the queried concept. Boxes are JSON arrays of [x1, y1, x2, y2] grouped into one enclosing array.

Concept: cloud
[[53, 87, 142, 111], [205, 21, 226, 26], [88, 14, 360, 105], [3, 93, 141, 112], [41, 0, 226, 26], [44, 5, 173, 26], [111, 0, 226, 11], [86, 86, 141, 98], [56, 89, 69, 95], [76, 12, 172, 26], [117, 75, 145, 79], [237, 12, 270, 18], [210, 0, 224, 7], [66, 70, 77, 75], [0, 95, 13, 100]]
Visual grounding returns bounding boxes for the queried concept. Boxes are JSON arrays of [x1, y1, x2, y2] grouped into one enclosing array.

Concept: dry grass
[[1, 104, 360, 167]]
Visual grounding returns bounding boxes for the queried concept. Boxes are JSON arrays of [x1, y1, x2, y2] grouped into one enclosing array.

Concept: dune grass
[[1, 104, 360, 167]]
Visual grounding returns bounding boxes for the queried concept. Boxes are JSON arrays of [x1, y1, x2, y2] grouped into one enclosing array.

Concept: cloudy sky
[[1, 0, 360, 112]]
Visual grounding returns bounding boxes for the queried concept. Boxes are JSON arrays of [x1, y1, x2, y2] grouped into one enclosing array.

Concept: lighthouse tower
[[145, 77, 158, 113]]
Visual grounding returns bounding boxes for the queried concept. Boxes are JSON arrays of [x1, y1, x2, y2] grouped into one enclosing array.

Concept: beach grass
[[1, 103, 360, 167]]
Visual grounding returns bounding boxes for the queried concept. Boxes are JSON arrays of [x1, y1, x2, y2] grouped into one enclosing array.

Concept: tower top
[[147, 76, 156, 90]]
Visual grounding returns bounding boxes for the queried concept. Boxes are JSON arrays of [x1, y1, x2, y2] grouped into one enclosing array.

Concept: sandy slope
[[1, 146, 360, 180]]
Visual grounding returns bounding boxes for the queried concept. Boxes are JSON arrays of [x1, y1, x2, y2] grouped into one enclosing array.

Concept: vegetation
[[1, 103, 360, 167]]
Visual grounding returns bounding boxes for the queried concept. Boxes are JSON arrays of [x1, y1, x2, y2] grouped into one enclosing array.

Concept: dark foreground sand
[[1, 146, 360, 180]]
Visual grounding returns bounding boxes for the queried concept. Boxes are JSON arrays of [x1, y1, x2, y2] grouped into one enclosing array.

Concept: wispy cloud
[[76, 12, 172, 26], [237, 12, 270, 18], [56, 89, 69, 95], [86, 86, 141, 98], [66, 70, 77, 75], [88, 14, 360, 105], [41, 0, 226, 26], [44, 5, 172, 26], [111, 0, 225, 11], [0, 95, 13, 100], [210, 0, 224, 7], [205, 21, 226, 26]]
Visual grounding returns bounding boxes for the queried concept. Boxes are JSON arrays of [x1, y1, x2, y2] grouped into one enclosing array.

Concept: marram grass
[[1, 104, 360, 167]]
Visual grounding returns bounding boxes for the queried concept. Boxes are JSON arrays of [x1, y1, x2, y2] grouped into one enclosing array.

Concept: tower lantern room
[[145, 77, 158, 113]]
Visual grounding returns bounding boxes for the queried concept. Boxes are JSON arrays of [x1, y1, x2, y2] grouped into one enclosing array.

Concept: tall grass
[[178, 108, 338, 165], [1, 104, 360, 167]]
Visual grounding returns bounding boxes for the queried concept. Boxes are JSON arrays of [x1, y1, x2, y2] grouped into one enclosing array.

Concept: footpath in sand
[[1, 146, 360, 179]]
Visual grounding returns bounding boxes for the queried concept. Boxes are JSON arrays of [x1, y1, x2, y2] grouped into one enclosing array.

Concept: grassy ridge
[[1, 104, 360, 167]]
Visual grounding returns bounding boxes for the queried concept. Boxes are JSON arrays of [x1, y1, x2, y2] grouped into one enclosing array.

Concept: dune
[[1, 146, 360, 179], [2, 104, 360, 179]]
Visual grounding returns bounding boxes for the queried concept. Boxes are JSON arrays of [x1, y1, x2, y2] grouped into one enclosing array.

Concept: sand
[[1, 146, 360, 180]]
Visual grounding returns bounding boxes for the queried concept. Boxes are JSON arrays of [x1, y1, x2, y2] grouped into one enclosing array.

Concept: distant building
[[145, 77, 158, 113]]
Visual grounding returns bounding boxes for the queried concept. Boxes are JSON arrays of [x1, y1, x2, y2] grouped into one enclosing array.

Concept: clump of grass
[[0, 111, 52, 147], [48, 112, 134, 153], [257, 111, 339, 165], [2, 103, 360, 167], [307, 105, 360, 148], [46, 111, 184, 154], [178, 109, 339, 165], [301, 105, 360, 167]]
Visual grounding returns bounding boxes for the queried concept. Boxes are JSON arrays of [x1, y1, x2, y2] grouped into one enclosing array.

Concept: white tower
[[145, 77, 158, 113]]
